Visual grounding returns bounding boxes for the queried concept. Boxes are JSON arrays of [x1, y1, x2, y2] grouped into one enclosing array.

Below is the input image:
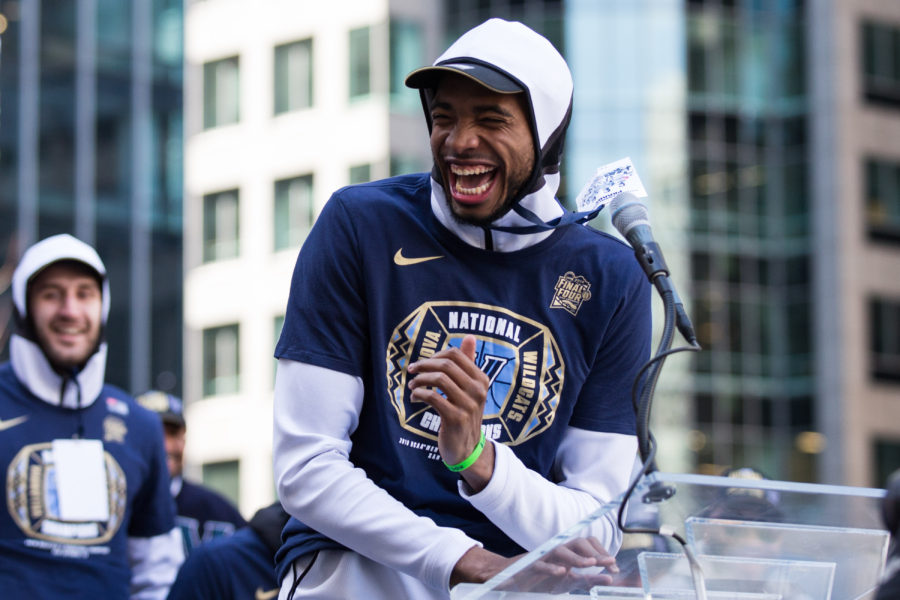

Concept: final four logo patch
[[103, 416, 128, 443], [386, 302, 564, 446], [550, 271, 592, 316]]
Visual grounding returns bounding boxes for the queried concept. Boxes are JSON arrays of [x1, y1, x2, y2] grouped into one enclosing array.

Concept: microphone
[[610, 193, 698, 345]]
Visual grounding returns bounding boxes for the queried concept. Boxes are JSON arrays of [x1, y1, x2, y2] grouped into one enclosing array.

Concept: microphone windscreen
[[610, 192, 650, 238]]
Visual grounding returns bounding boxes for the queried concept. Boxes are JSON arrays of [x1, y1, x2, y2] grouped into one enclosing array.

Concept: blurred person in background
[[697, 467, 784, 524], [136, 390, 246, 556], [167, 502, 289, 600], [0, 234, 182, 599]]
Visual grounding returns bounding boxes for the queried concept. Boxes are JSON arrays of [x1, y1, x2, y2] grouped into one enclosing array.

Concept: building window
[[349, 164, 372, 185], [274, 175, 314, 251], [865, 158, 900, 243], [390, 20, 423, 111], [871, 298, 900, 383], [203, 324, 240, 396], [862, 21, 900, 107], [202, 460, 241, 507], [390, 156, 423, 177], [273, 315, 285, 387], [875, 439, 900, 488], [274, 39, 313, 114], [349, 26, 371, 99], [203, 56, 240, 128], [274, 315, 285, 347], [203, 189, 239, 262]]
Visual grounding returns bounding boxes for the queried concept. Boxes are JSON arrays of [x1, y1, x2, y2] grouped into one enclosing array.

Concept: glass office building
[[682, 0, 812, 480], [0, 0, 185, 396], [446, 0, 900, 486]]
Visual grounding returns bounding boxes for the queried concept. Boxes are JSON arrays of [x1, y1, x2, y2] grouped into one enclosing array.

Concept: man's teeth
[[56, 327, 83, 334], [451, 164, 494, 195], [451, 165, 493, 176], [455, 181, 489, 195]]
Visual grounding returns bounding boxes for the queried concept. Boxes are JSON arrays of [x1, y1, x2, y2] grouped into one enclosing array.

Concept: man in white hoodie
[[273, 18, 651, 599], [0, 234, 183, 599]]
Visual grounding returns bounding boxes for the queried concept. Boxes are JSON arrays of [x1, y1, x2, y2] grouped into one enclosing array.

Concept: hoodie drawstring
[[60, 369, 85, 439], [488, 202, 603, 234]]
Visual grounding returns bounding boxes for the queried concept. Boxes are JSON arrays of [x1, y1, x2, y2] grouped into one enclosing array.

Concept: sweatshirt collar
[[430, 175, 563, 252], [10, 334, 107, 409]]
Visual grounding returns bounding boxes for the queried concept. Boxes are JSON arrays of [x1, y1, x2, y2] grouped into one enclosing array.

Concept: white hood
[[406, 18, 582, 251], [425, 19, 573, 156], [10, 233, 110, 409]]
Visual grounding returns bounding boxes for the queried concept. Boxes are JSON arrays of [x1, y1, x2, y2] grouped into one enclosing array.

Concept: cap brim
[[405, 63, 522, 94]]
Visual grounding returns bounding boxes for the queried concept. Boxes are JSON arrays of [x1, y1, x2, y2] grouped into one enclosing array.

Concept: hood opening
[[16, 257, 108, 372], [9, 234, 110, 408], [407, 18, 601, 235]]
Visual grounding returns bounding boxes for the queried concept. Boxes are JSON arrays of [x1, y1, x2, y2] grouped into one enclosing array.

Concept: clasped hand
[[407, 335, 493, 488]]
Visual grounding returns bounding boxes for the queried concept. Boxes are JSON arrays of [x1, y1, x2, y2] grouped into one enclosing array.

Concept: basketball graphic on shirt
[[386, 301, 564, 445]]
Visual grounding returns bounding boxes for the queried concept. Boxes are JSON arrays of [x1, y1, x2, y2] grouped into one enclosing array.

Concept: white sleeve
[[461, 428, 638, 552], [273, 359, 479, 593], [128, 527, 184, 599]]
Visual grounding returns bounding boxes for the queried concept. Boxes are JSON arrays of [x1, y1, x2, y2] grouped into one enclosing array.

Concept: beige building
[[812, 1, 900, 487], [182, 0, 441, 514]]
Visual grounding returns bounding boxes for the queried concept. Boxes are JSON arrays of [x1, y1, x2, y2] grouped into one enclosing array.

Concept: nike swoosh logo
[[255, 588, 279, 600], [0, 415, 28, 432], [394, 248, 444, 266]]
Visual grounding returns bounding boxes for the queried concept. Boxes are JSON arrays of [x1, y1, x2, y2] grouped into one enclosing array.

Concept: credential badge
[[551, 272, 592, 316]]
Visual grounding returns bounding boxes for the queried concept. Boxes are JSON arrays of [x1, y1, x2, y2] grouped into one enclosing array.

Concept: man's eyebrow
[[429, 100, 515, 118], [31, 282, 63, 294], [473, 104, 515, 118], [33, 279, 98, 291]]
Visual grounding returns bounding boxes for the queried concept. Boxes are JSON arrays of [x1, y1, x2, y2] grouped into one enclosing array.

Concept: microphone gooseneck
[[609, 190, 707, 600], [610, 193, 697, 345]]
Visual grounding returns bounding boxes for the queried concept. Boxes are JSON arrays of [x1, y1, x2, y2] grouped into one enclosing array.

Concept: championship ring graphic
[[7, 443, 127, 544], [387, 302, 564, 445]]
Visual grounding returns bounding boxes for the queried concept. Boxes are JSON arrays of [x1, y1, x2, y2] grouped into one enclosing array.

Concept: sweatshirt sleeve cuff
[[457, 440, 514, 513], [425, 530, 482, 593]]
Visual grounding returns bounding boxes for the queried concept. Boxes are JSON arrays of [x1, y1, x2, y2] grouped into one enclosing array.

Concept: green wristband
[[444, 431, 487, 472]]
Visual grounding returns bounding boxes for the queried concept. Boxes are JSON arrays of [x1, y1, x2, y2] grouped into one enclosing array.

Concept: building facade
[[812, 0, 900, 487], [0, 0, 184, 397], [182, 0, 441, 512]]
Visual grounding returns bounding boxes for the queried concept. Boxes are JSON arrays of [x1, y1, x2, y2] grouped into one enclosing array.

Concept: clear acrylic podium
[[452, 472, 889, 599]]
